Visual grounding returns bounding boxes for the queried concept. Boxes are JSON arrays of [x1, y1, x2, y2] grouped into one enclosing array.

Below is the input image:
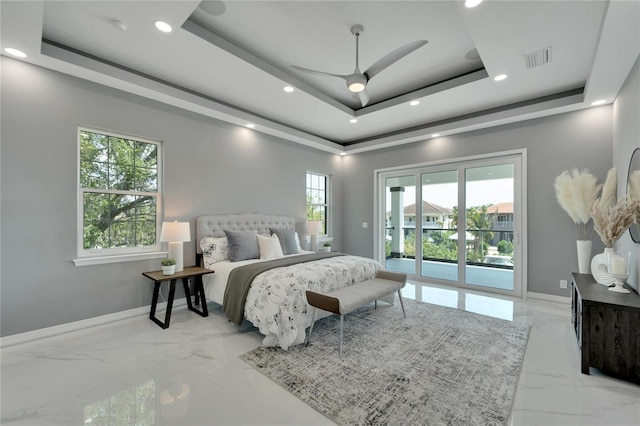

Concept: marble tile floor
[[1, 282, 639, 426]]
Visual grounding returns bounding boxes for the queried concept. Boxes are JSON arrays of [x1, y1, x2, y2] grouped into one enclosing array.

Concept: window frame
[[305, 171, 330, 236], [75, 127, 164, 265]]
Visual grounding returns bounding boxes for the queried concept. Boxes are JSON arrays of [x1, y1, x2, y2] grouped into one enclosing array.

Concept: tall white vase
[[576, 240, 592, 274], [590, 247, 615, 285]]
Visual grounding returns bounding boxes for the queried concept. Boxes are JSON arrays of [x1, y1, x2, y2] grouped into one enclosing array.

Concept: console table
[[571, 273, 640, 384]]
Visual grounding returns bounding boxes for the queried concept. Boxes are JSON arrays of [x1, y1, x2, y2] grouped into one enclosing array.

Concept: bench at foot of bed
[[305, 270, 407, 356]]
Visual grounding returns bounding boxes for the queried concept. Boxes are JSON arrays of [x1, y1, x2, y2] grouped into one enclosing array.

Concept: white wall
[[613, 54, 640, 293], [0, 58, 344, 337]]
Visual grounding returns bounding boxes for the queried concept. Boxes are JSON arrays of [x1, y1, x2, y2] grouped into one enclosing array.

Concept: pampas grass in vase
[[554, 168, 601, 240], [591, 197, 636, 249], [589, 167, 640, 285], [554, 168, 601, 273]]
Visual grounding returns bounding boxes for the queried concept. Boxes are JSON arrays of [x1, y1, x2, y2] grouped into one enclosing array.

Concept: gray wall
[[342, 107, 613, 297], [613, 54, 640, 293], [0, 58, 344, 337], [2, 52, 636, 336]]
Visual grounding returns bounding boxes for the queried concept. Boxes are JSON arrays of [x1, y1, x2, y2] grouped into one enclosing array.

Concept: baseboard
[[527, 291, 570, 304], [0, 299, 188, 349]]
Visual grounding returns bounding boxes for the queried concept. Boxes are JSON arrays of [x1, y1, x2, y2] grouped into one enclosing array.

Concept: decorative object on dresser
[[571, 273, 640, 384], [608, 251, 632, 293], [590, 167, 639, 285], [553, 168, 600, 273], [242, 298, 530, 426], [160, 221, 191, 272]]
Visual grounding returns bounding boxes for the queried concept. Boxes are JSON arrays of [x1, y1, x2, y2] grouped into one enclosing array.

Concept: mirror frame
[[627, 148, 640, 243]]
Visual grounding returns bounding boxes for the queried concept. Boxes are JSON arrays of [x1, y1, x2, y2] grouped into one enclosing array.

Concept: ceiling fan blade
[[364, 40, 428, 81], [358, 89, 370, 107], [291, 65, 349, 81]]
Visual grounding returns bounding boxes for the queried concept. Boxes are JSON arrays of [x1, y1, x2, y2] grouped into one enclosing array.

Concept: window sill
[[73, 251, 168, 267]]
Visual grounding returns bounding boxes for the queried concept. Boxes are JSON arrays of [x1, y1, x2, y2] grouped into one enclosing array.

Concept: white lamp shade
[[160, 221, 191, 243], [307, 221, 322, 235]]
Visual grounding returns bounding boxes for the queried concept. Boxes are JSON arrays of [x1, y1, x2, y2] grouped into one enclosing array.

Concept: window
[[77, 128, 162, 261], [306, 172, 329, 235]]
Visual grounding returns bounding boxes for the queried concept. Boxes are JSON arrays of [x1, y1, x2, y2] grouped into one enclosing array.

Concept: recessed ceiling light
[[155, 21, 172, 33], [4, 47, 27, 58], [465, 0, 484, 8], [340, 152, 346, 156], [409, 100, 420, 106], [494, 74, 508, 81], [283, 86, 294, 93], [350, 119, 358, 124], [591, 99, 607, 106], [246, 123, 255, 129], [431, 133, 440, 137]]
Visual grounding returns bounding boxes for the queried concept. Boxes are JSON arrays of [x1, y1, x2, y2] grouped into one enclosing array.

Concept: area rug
[[241, 298, 530, 426]]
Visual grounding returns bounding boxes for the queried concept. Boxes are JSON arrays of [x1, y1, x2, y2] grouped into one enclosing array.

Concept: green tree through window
[[79, 129, 160, 253], [306, 172, 329, 234]]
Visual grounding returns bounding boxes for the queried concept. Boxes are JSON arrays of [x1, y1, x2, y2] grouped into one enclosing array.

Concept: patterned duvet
[[242, 255, 382, 350]]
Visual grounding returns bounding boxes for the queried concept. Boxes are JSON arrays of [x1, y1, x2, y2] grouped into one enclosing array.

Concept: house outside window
[[78, 128, 162, 260], [306, 171, 329, 235]]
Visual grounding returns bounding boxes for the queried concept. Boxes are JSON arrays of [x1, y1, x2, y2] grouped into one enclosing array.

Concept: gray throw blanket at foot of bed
[[223, 252, 344, 325]]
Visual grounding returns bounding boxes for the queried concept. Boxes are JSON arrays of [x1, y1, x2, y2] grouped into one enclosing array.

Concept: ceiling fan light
[[346, 74, 367, 93], [348, 82, 365, 93]]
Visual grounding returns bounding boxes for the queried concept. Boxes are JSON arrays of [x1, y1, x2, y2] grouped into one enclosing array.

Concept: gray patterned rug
[[241, 298, 530, 426]]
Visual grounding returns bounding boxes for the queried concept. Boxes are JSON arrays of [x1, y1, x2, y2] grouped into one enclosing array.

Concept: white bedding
[[202, 252, 382, 349]]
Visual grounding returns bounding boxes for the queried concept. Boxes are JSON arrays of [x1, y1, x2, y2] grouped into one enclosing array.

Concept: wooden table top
[[142, 265, 214, 282]]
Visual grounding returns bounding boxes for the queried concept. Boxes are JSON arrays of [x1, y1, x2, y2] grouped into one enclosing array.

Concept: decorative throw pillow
[[224, 230, 260, 262], [257, 233, 284, 259], [199, 237, 229, 269], [270, 227, 299, 255]]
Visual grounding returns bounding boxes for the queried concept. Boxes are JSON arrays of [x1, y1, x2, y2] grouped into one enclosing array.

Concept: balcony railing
[[385, 227, 514, 269]]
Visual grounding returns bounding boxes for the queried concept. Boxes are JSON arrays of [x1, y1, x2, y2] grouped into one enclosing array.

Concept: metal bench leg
[[306, 307, 318, 345], [397, 289, 406, 318], [339, 314, 344, 356]]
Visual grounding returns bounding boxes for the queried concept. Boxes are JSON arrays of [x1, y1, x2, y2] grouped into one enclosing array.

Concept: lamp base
[[168, 242, 184, 272], [310, 234, 318, 252]]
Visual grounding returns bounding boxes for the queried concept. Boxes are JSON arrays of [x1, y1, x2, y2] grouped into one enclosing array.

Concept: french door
[[378, 152, 525, 297]]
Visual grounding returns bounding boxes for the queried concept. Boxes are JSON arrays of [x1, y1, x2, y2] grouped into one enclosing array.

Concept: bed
[[195, 213, 383, 349]]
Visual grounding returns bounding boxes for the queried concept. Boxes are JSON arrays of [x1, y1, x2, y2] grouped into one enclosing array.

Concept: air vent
[[523, 47, 552, 69]]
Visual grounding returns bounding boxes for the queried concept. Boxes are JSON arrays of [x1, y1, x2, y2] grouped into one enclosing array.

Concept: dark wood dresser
[[571, 273, 640, 384]]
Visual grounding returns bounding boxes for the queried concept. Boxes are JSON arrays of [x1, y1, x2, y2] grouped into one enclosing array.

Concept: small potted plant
[[323, 242, 332, 252], [161, 258, 176, 275]]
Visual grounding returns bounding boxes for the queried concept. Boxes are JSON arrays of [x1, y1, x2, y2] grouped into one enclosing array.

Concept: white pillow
[[257, 233, 284, 259], [200, 237, 229, 268]]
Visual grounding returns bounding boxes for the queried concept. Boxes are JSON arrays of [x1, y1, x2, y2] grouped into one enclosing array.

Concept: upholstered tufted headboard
[[195, 213, 296, 255]]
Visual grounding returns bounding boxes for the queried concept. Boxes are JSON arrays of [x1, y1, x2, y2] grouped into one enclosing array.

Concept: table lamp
[[160, 221, 191, 272], [307, 221, 322, 252]]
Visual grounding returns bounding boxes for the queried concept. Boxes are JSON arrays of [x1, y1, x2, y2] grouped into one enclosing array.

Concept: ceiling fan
[[291, 25, 428, 107]]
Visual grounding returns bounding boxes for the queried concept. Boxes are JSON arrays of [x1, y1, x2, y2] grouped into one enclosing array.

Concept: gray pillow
[[224, 230, 259, 262], [270, 227, 298, 255]]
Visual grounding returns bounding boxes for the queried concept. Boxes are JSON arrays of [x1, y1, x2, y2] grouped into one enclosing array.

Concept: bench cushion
[[306, 271, 406, 315]]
